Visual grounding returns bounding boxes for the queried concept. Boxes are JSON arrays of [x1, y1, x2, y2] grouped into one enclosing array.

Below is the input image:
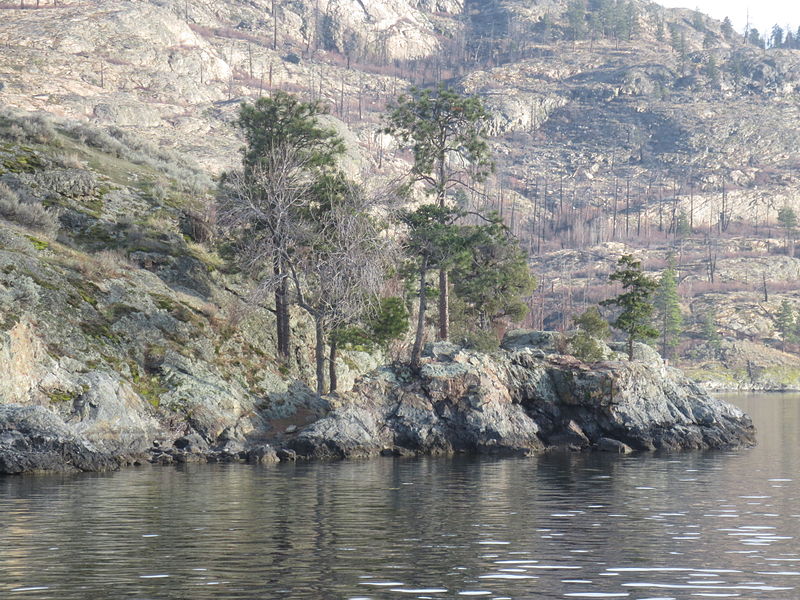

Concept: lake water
[[1, 394, 799, 599]]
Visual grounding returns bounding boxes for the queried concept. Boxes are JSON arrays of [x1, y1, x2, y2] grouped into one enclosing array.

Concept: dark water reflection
[[2, 394, 800, 599]]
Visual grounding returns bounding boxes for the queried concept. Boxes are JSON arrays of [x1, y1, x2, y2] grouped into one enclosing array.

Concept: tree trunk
[[438, 268, 449, 340], [627, 337, 634, 361], [274, 260, 290, 362], [436, 154, 449, 342], [329, 337, 338, 393], [411, 262, 429, 369], [314, 315, 325, 399], [272, 0, 278, 51]]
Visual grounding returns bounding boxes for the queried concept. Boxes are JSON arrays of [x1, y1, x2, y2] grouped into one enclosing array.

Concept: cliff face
[[0, 0, 463, 171]]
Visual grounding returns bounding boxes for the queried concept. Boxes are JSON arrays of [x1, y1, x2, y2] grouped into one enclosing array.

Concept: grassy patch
[[151, 293, 206, 328], [24, 235, 50, 251], [684, 366, 738, 383], [762, 366, 800, 387], [1, 150, 44, 174], [69, 278, 102, 307], [0, 310, 21, 331], [105, 303, 139, 321], [132, 374, 168, 408], [80, 319, 119, 343]]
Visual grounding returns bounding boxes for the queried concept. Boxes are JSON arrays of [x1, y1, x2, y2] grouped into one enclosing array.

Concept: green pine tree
[[368, 297, 410, 348], [721, 17, 733, 40], [777, 206, 797, 257], [654, 257, 683, 359], [385, 85, 493, 343], [705, 54, 721, 89], [573, 306, 610, 339], [566, 0, 587, 42], [570, 306, 610, 362], [775, 299, 796, 349], [230, 91, 346, 364], [655, 17, 665, 41], [692, 8, 704, 30], [601, 255, 659, 360], [451, 216, 537, 343], [699, 311, 722, 357]]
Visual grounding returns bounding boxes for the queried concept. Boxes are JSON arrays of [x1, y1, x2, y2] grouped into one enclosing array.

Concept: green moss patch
[[46, 385, 88, 404]]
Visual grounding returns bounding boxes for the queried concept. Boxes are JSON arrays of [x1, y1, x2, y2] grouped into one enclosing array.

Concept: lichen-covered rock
[[289, 335, 756, 459]]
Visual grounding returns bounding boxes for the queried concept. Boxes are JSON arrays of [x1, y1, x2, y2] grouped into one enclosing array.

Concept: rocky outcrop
[[0, 333, 756, 474], [0, 405, 120, 474], [0, 115, 381, 475], [288, 337, 756, 460]]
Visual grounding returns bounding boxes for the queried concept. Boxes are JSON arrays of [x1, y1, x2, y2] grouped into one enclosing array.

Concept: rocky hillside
[[3, 0, 800, 393], [0, 108, 381, 466], [0, 0, 463, 171], [543, 243, 800, 389]]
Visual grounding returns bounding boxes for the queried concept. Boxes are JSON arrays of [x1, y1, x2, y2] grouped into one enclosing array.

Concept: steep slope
[[0, 109, 380, 463], [0, 0, 462, 171]]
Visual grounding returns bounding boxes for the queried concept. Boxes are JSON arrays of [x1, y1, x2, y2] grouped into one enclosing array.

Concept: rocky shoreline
[[0, 333, 757, 475], [286, 335, 756, 460]]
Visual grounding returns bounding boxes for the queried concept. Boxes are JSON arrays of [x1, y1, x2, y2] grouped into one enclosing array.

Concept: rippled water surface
[[2, 394, 800, 599]]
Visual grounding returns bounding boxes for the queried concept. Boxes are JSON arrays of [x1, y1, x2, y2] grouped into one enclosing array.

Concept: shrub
[[0, 182, 60, 236], [459, 328, 500, 353], [569, 331, 607, 362], [573, 306, 610, 339], [76, 249, 133, 279], [52, 151, 84, 169], [181, 205, 216, 243], [0, 109, 58, 144]]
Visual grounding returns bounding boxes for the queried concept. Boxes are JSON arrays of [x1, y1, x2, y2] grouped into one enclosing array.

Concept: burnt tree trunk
[[274, 260, 291, 362], [314, 315, 325, 399]]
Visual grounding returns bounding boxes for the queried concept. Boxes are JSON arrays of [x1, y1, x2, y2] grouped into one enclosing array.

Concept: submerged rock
[[289, 337, 756, 459]]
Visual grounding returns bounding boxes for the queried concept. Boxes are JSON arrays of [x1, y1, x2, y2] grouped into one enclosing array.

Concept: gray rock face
[[0, 331, 756, 473], [0, 405, 120, 473], [289, 336, 756, 459]]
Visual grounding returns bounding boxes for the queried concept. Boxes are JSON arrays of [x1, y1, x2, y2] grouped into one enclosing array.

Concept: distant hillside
[[3, 0, 800, 389]]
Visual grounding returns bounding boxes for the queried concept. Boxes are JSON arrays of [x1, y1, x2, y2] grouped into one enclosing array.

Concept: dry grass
[[72, 249, 135, 279]]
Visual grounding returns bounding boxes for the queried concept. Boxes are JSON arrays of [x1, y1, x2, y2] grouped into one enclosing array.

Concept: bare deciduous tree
[[290, 176, 399, 395], [217, 145, 312, 361], [218, 147, 399, 397]]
